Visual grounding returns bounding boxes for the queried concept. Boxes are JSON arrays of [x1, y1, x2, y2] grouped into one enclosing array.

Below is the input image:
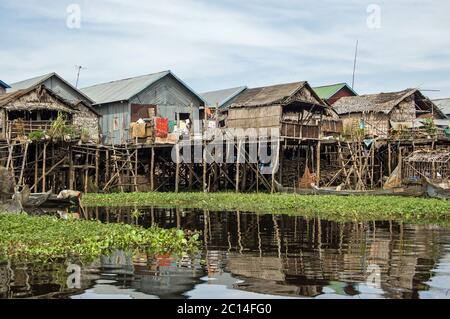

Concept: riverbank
[[83, 192, 450, 224], [0, 213, 199, 262]]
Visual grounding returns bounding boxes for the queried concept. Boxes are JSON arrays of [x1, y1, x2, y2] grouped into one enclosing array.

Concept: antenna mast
[[352, 40, 359, 90], [75, 65, 86, 88]]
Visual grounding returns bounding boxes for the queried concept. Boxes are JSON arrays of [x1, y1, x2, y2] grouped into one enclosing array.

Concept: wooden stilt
[[18, 142, 29, 186], [150, 146, 155, 192], [34, 144, 39, 189], [68, 145, 74, 190], [316, 141, 321, 186], [236, 139, 242, 193], [42, 142, 47, 192], [95, 147, 100, 189], [175, 143, 180, 193]]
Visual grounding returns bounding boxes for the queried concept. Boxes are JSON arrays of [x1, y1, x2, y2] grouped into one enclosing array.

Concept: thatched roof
[[333, 89, 446, 118], [333, 89, 417, 115], [404, 150, 450, 163], [228, 81, 323, 108], [0, 85, 76, 113]]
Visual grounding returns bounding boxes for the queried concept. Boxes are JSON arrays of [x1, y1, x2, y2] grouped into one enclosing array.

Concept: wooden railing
[[6, 120, 72, 139], [321, 120, 343, 134], [281, 122, 320, 139]]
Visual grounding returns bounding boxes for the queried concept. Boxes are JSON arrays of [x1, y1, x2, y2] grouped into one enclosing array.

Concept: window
[[113, 116, 119, 131]]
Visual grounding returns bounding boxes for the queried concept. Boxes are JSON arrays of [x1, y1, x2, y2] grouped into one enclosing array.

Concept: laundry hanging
[[155, 117, 169, 138]]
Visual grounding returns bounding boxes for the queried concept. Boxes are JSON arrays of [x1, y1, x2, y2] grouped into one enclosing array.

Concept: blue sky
[[1, 0, 449, 98]]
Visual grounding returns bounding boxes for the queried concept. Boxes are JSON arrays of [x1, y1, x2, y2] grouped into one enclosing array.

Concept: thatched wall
[[390, 99, 416, 122], [73, 103, 100, 142], [341, 112, 390, 137], [227, 105, 282, 129]]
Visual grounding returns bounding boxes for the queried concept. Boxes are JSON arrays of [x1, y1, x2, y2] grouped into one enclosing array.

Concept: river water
[[1, 207, 450, 299]]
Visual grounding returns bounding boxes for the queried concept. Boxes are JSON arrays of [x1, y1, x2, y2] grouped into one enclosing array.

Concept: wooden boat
[[311, 185, 394, 196], [425, 179, 450, 200], [275, 181, 425, 197], [12, 186, 52, 208], [274, 182, 316, 195]]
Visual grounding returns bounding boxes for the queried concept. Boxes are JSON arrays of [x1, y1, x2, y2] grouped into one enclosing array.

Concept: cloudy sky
[[1, 0, 449, 98]]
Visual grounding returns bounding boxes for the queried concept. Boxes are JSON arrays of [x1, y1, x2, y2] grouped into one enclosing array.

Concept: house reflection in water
[[89, 207, 450, 299], [1, 208, 450, 299]]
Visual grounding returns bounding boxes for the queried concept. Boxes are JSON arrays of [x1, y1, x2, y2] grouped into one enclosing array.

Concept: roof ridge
[[249, 81, 306, 91], [200, 85, 247, 95], [81, 70, 170, 89], [313, 82, 347, 89]]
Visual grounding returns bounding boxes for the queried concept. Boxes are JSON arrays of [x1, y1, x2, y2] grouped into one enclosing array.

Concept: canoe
[[274, 182, 316, 195], [23, 191, 53, 207], [275, 181, 425, 197], [311, 185, 394, 196], [425, 179, 450, 200]]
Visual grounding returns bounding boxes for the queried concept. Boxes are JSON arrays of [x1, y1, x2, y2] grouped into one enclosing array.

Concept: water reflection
[[1, 207, 450, 299]]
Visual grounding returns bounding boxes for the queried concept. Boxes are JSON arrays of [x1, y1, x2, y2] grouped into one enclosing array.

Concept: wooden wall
[[227, 105, 282, 129]]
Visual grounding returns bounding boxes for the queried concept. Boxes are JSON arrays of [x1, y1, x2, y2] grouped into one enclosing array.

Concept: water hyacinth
[[0, 213, 200, 263], [82, 192, 450, 225]]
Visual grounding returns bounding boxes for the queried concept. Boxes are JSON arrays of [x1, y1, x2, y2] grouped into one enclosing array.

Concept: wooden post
[[150, 146, 155, 192], [236, 139, 242, 193], [18, 142, 29, 186], [203, 110, 207, 193], [316, 141, 321, 186], [68, 145, 74, 190], [42, 142, 47, 192], [95, 147, 100, 189], [203, 147, 207, 192], [34, 144, 39, 189], [271, 138, 280, 193], [256, 140, 260, 193], [105, 149, 110, 186], [175, 143, 180, 193], [387, 142, 392, 176], [134, 148, 138, 191], [84, 150, 89, 193]]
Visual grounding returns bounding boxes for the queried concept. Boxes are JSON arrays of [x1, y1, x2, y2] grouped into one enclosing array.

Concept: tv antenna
[[75, 65, 86, 88], [351, 40, 359, 90]]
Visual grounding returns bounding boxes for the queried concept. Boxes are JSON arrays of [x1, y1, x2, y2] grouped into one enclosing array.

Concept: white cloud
[[0, 0, 449, 98]]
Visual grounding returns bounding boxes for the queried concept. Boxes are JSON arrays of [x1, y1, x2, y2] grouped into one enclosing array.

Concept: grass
[[0, 213, 200, 263], [82, 192, 450, 224]]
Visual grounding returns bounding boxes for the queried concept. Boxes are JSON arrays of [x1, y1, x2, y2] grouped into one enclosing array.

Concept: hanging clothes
[[155, 117, 169, 138], [168, 120, 176, 133]]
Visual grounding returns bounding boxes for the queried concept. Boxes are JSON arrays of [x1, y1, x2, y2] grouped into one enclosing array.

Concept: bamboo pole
[[316, 141, 321, 186], [95, 147, 100, 189], [175, 143, 180, 193], [34, 144, 39, 189], [18, 142, 29, 186], [236, 139, 242, 193], [42, 142, 47, 192], [84, 150, 89, 193], [150, 146, 155, 192]]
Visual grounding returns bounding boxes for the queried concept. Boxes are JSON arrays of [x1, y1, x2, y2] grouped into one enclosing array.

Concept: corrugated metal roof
[[80, 71, 171, 105], [81, 70, 206, 106], [9, 72, 94, 104], [313, 83, 357, 100], [200, 86, 247, 108], [433, 98, 450, 117], [9, 73, 54, 91], [0, 80, 10, 89]]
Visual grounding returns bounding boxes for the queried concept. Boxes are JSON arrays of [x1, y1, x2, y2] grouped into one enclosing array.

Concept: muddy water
[[1, 207, 450, 299]]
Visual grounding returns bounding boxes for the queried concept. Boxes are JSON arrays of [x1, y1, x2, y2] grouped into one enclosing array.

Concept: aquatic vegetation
[[83, 192, 450, 224], [0, 213, 200, 263]]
